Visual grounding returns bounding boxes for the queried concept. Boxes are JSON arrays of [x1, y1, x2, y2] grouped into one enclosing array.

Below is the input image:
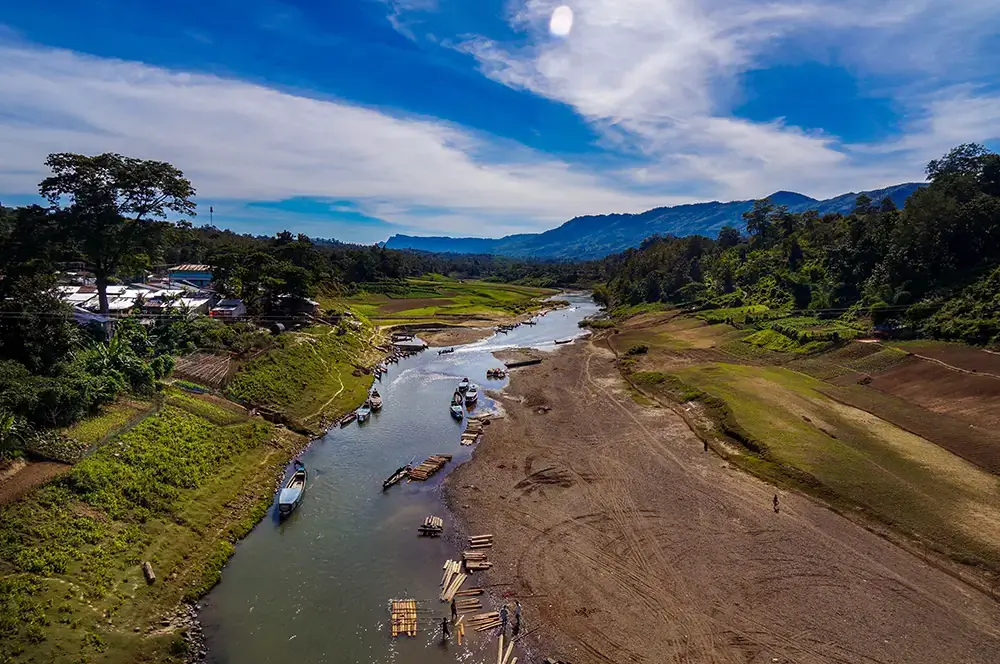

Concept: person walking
[[773, 493, 780, 513], [512, 600, 522, 637], [499, 603, 509, 636], [441, 616, 451, 642], [451, 598, 458, 622]]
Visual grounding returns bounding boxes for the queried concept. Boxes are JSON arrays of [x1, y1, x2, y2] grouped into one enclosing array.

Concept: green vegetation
[[226, 320, 379, 427], [601, 144, 1000, 348], [336, 278, 556, 322], [61, 400, 155, 447], [0, 392, 305, 663], [663, 363, 1000, 567]]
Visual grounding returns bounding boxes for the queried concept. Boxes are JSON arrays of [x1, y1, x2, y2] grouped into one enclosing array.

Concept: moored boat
[[369, 388, 383, 411], [465, 385, 479, 404], [340, 411, 357, 427], [452, 390, 463, 406], [554, 338, 573, 345], [357, 404, 372, 423], [450, 404, 464, 419], [486, 367, 506, 379], [458, 377, 470, 392], [382, 464, 411, 491], [278, 460, 307, 518], [438, 347, 455, 355]]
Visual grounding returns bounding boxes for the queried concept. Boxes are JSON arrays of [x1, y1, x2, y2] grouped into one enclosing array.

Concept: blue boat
[[278, 461, 307, 519], [450, 404, 464, 420], [357, 404, 372, 423]]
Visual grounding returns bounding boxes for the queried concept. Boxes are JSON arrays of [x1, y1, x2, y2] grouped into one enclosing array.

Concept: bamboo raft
[[408, 454, 453, 481], [390, 599, 418, 637], [418, 515, 444, 536]]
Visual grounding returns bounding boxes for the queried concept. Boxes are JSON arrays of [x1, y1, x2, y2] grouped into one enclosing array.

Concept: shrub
[[626, 344, 649, 356]]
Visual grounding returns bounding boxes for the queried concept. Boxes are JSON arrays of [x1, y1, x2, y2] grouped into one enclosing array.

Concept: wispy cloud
[[458, 0, 1000, 199], [0, 43, 677, 238]]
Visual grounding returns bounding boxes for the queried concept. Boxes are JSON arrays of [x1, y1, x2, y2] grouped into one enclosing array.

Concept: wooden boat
[[357, 404, 372, 423], [458, 377, 470, 392], [452, 390, 464, 406], [278, 461, 307, 518], [438, 347, 455, 355], [369, 388, 383, 411], [554, 338, 573, 345], [450, 404, 464, 419], [340, 411, 357, 427], [486, 368, 506, 379], [382, 464, 411, 491], [464, 385, 479, 404]]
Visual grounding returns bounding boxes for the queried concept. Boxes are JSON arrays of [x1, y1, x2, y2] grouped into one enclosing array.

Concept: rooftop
[[169, 264, 212, 273]]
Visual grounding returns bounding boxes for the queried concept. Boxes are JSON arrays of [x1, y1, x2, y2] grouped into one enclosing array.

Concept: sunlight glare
[[549, 5, 574, 37]]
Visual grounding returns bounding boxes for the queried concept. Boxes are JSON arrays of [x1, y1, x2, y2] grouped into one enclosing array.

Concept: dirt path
[[446, 338, 1000, 664], [0, 459, 70, 506]]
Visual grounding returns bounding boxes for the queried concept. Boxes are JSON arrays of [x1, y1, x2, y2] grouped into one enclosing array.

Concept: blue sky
[[1, 0, 999, 243]]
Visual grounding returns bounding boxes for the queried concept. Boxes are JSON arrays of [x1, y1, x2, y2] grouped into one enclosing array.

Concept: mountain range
[[385, 183, 924, 260]]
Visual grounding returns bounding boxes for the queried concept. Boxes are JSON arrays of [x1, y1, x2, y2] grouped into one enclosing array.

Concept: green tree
[[39, 153, 196, 313]]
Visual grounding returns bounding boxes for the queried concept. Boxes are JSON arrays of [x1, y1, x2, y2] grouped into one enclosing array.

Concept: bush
[[626, 344, 649, 356]]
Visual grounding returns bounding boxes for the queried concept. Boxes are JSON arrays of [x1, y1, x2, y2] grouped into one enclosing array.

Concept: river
[[202, 293, 599, 664]]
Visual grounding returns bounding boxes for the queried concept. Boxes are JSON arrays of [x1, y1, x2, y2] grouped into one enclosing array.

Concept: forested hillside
[[597, 144, 1000, 347]]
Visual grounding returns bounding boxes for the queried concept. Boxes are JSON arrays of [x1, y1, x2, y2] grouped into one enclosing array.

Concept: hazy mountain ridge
[[386, 183, 925, 259]]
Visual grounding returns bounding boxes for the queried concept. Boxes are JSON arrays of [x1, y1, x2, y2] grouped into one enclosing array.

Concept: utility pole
[[210, 205, 214, 225]]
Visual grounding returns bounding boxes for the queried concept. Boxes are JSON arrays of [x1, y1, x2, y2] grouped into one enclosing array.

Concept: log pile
[[454, 597, 483, 613], [462, 550, 493, 571], [418, 515, 443, 536], [440, 559, 467, 601], [390, 599, 417, 637], [461, 418, 489, 446], [408, 454, 453, 481], [469, 611, 501, 631]]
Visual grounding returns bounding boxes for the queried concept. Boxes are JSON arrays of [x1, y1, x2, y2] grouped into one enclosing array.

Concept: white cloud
[[0, 43, 678, 238], [459, 0, 1000, 199]]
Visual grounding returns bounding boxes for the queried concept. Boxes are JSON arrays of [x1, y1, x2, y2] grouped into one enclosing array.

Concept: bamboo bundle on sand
[[455, 588, 483, 596], [441, 572, 468, 602]]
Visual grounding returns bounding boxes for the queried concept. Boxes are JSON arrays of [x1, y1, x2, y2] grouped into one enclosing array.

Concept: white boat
[[357, 404, 372, 423], [464, 385, 479, 404], [458, 377, 470, 392]]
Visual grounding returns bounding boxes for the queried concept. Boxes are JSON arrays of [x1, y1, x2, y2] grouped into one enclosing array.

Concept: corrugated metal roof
[[169, 264, 212, 272]]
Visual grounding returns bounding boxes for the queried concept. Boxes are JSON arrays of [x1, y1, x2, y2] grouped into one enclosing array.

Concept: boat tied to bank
[[368, 388, 383, 411], [458, 377, 470, 392], [356, 404, 372, 423], [464, 385, 479, 404], [277, 460, 307, 518]]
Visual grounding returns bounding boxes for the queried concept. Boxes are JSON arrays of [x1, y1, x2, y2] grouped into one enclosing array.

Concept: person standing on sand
[[451, 598, 458, 622], [499, 603, 509, 635], [773, 494, 780, 513]]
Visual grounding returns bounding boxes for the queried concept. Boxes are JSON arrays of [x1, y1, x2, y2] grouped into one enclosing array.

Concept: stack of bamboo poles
[[463, 550, 493, 571], [461, 419, 487, 446], [408, 454, 453, 481], [456, 615, 466, 645], [418, 515, 443, 536], [390, 599, 417, 637], [469, 534, 494, 548], [454, 596, 483, 613], [468, 611, 501, 631], [440, 559, 468, 601]]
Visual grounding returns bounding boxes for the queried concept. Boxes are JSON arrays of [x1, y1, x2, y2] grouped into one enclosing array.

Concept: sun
[[549, 5, 574, 37]]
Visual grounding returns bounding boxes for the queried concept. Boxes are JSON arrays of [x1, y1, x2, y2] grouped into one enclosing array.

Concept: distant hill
[[386, 183, 924, 260]]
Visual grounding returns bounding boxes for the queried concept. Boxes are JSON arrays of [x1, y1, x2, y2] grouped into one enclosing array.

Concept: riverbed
[[201, 294, 599, 664]]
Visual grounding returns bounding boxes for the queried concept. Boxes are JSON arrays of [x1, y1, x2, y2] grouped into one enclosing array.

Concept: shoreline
[[444, 337, 1000, 663]]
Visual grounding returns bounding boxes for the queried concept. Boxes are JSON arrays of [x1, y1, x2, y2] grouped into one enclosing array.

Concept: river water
[[202, 293, 599, 664]]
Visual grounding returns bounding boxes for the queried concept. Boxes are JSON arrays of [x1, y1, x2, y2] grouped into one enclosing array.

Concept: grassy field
[[225, 320, 381, 429], [329, 277, 557, 322], [0, 389, 305, 663], [667, 363, 1000, 567], [610, 310, 1000, 571], [61, 400, 157, 447]]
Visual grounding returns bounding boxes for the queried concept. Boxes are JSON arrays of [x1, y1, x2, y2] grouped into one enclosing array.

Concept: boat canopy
[[278, 487, 303, 506]]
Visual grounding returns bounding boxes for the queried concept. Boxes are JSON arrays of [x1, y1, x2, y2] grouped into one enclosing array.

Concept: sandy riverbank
[[445, 336, 1000, 663]]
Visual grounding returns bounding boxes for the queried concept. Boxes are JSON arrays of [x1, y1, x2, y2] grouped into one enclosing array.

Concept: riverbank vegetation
[[334, 277, 557, 323], [0, 388, 305, 663]]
